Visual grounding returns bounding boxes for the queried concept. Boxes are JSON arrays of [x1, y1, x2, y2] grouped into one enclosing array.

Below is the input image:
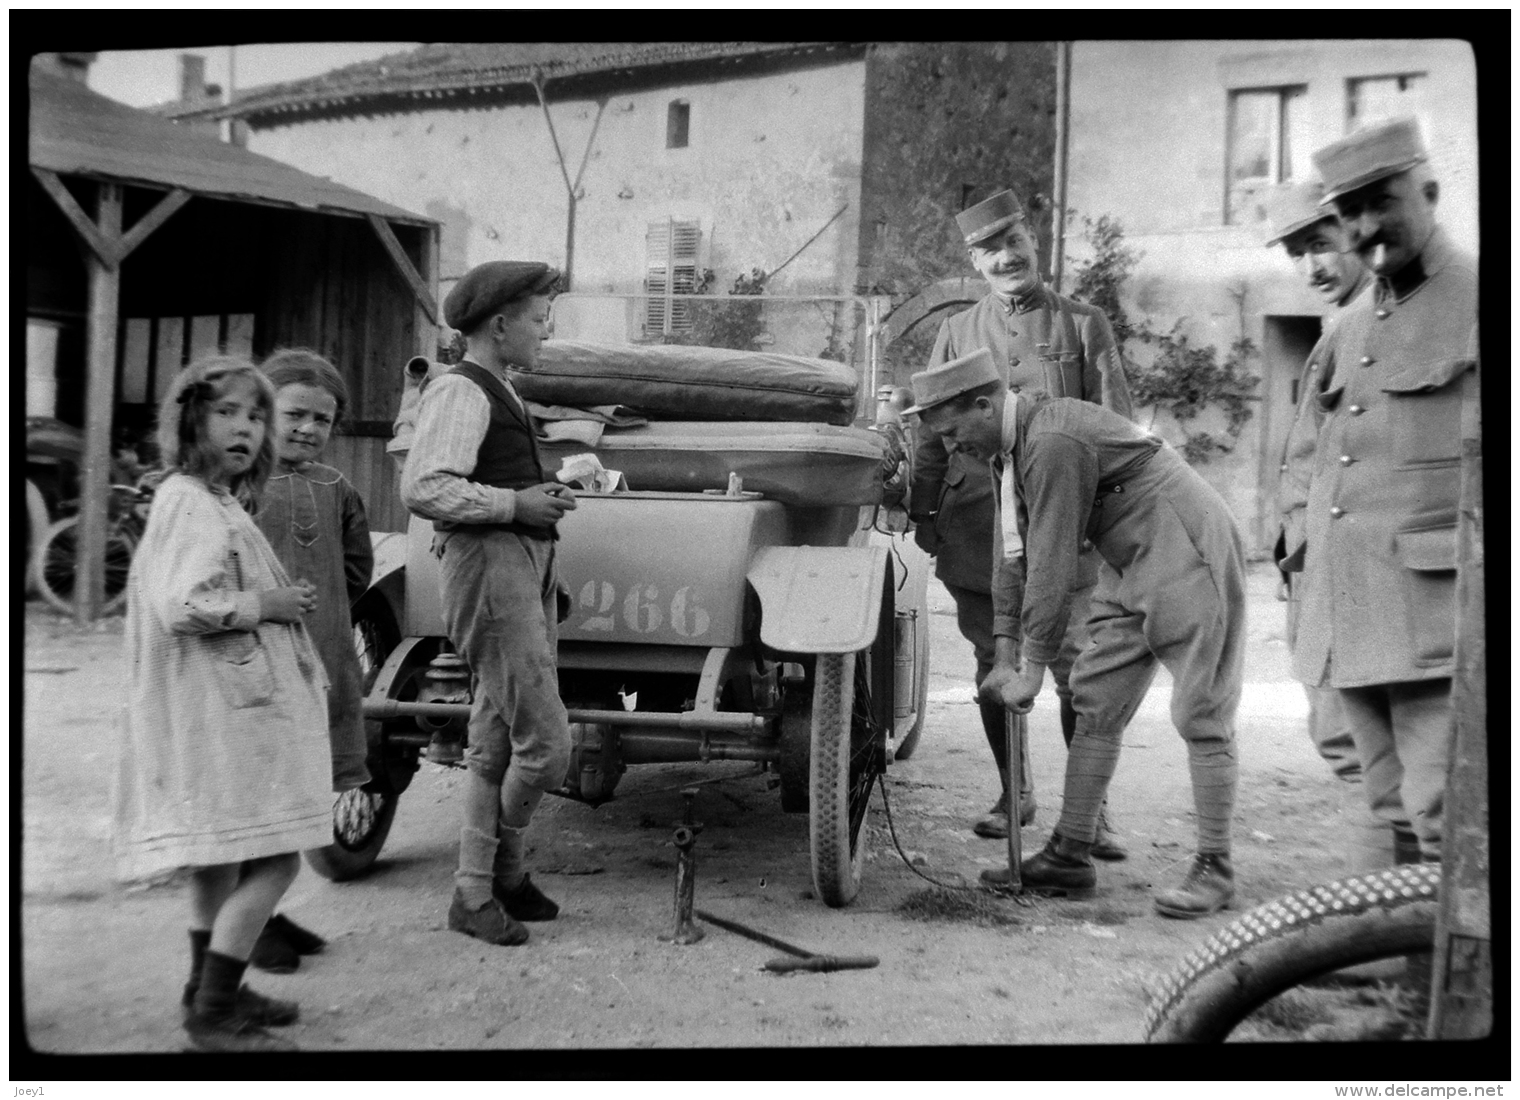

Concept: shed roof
[[170, 42, 862, 123], [29, 64, 434, 226]]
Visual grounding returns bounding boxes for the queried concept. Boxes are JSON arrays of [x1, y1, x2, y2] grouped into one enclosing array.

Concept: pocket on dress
[[1394, 524, 1457, 666], [207, 630, 276, 709]]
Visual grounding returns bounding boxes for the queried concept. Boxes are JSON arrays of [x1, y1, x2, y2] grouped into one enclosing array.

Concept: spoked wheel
[[809, 650, 885, 908], [1144, 864, 1441, 1043], [303, 784, 401, 882], [31, 515, 136, 616]]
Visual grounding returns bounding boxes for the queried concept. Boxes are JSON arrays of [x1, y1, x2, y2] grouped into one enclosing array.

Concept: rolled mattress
[[541, 421, 887, 507], [508, 341, 860, 425]]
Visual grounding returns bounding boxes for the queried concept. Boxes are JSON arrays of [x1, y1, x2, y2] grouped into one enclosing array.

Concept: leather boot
[[1091, 806, 1129, 862], [982, 833, 1096, 897], [972, 788, 1038, 839], [1154, 852, 1235, 919]]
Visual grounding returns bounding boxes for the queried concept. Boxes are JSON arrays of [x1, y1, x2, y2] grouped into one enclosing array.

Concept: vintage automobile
[[317, 343, 931, 908]]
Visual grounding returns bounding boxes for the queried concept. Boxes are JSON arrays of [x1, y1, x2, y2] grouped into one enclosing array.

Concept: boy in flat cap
[[909, 188, 1134, 851], [907, 348, 1246, 917], [1295, 118, 1478, 865], [401, 260, 577, 945], [1261, 182, 1385, 867]]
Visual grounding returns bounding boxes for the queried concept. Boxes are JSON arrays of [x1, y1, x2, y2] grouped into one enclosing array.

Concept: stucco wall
[[1061, 39, 1478, 552], [247, 61, 867, 317]]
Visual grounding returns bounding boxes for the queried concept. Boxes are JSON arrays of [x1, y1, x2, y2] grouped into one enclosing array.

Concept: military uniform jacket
[[1292, 228, 1477, 689], [1274, 276, 1372, 572], [910, 284, 1134, 593]]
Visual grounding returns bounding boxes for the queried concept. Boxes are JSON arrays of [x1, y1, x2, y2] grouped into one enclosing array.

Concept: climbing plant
[[665, 267, 769, 352], [1068, 214, 1260, 464]]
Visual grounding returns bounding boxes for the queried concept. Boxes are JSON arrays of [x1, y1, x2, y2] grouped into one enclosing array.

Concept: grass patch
[[895, 887, 1024, 928]]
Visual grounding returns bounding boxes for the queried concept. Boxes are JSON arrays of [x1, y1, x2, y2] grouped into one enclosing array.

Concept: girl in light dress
[[112, 356, 331, 1053]]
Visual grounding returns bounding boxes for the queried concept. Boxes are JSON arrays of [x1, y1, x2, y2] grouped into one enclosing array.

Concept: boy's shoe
[[265, 913, 326, 955], [492, 873, 559, 922], [184, 1010, 298, 1053], [1154, 853, 1235, 919], [181, 984, 299, 1028], [248, 924, 299, 974], [448, 889, 529, 946]]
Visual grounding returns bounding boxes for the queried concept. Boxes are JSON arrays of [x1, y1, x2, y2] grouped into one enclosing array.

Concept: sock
[[494, 775, 545, 890], [1187, 741, 1238, 855], [183, 929, 212, 1005], [1054, 722, 1123, 844], [494, 824, 528, 892], [192, 950, 248, 1021], [455, 826, 498, 906]]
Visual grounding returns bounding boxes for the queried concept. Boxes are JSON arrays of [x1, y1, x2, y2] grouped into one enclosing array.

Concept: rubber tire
[[809, 651, 873, 908], [303, 786, 400, 882], [890, 608, 932, 762], [25, 480, 49, 597], [31, 515, 135, 616], [1144, 864, 1441, 1043]]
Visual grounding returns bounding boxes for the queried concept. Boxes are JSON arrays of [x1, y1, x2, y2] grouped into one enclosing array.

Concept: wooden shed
[[27, 62, 440, 618]]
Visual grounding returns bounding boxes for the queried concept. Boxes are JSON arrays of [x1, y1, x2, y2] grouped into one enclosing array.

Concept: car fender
[[747, 544, 891, 655], [358, 529, 408, 627]]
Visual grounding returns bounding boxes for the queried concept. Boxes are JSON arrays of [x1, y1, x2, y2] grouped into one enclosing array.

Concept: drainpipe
[[1051, 41, 1072, 295]]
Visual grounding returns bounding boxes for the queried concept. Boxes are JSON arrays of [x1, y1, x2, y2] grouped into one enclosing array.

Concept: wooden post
[[75, 182, 122, 623], [1428, 368, 1489, 1038]]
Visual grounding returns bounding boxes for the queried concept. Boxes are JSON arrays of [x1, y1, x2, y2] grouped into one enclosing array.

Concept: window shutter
[[644, 218, 702, 336]]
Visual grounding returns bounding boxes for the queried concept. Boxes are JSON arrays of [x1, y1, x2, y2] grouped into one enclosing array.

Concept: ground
[[21, 562, 1415, 1057]]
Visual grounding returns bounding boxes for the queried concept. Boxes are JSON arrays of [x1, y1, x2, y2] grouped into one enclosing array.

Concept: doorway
[[1256, 315, 1323, 550]]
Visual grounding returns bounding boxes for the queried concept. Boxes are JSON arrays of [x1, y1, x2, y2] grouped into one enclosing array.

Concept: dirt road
[[22, 563, 1375, 1053]]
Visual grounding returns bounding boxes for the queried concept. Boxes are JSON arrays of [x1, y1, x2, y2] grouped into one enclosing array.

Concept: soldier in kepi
[[1293, 118, 1478, 865], [909, 188, 1133, 855], [1262, 181, 1389, 872], [906, 348, 1247, 917], [401, 261, 577, 946]]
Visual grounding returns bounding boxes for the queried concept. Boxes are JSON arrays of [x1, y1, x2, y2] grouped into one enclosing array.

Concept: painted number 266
[[576, 580, 711, 638]]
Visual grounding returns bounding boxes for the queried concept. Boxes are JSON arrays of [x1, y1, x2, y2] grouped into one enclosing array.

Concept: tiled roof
[[168, 42, 861, 122], [29, 64, 433, 226]]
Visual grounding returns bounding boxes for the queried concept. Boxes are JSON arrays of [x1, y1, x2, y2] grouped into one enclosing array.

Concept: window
[[1225, 85, 1310, 226], [666, 100, 690, 149], [1346, 73, 1428, 133], [644, 219, 701, 337]]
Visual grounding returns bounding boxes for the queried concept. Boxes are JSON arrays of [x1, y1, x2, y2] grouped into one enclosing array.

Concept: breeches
[[1339, 679, 1453, 858], [437, 530, 572, 791]]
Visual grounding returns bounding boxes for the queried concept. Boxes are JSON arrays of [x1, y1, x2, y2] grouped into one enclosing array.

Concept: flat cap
[[955, 189, 1026, 247], [904, 348, 1001, 416], [443, 261, 561, 333], [1312, 117, 1428, 204], [1262, 181, 1334, 247]]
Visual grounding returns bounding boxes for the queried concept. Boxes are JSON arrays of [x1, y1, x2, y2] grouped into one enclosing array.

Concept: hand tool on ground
[[693, 908, 879, 973], [1004, 709, 1024, 893], [658, 788, 704, 944]]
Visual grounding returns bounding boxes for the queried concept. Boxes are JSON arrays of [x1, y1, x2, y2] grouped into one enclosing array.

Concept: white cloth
[[112, 474, 333, 881], [993, 390, 1023, 560], [400, 360, 529, 526]]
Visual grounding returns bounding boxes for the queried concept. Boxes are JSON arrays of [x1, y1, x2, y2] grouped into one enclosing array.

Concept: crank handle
[[763, 954, 879, 974]]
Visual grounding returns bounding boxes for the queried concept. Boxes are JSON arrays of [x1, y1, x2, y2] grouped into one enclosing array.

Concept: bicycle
[[30, 482, 152, 617]]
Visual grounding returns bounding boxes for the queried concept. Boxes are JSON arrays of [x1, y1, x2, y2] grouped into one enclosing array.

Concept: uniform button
[[1010, 384, 1022, 394], [1339, 454, 1353, 466], [1360, 355, 1375, 366], [1010, 357, 1020, 367], [1330, 506, 1345, 518], [1376, 308, 1391, 319], [1348, 404, 1364, 415], [1279, 463, 1289, 473]]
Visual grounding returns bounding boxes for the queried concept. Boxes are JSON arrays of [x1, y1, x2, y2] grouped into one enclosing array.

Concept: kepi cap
[[904, 348, 1002, 416], [955, 189, 1026, 247], [444, 261, 561, 333], [1262, 181, 1335, 247], [1312, 117, 1428, 205]]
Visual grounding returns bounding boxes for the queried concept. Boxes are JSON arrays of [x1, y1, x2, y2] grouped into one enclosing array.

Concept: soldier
[[401, 261, 577, 946], [909, 188, 1132, 853], [907, 349, 1247, 917], [1294, 118, 1477, 864], [1261, 182, 1392, 873]]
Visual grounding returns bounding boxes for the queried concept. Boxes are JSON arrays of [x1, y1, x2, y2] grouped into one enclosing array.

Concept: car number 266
[[574, 580, 711, 638]]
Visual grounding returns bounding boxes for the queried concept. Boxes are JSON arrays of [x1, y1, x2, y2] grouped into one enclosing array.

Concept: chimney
[[179, 53, 207, 103]]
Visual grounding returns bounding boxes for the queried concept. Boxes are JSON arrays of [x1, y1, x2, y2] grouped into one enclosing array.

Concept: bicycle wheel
[[1144, 864, 1440, 1043], [31, 515, 136, 616]]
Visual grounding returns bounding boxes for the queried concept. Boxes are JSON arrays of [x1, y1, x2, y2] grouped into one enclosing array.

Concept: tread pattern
[[810, 652, 865, 907], [1144, 863, 1441, 1041]]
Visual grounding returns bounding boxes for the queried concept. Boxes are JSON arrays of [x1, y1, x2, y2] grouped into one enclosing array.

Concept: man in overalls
[[908, 348, 1247, 917]]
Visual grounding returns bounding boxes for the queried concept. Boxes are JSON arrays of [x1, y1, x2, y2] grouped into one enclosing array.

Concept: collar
[[993, 282, 1047, 316], [462, 356, 522, 396], [1374, 225, 1458, 304]]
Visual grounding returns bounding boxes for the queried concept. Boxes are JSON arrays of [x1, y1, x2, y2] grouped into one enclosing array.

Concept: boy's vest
[[436, 361, 557, 540]]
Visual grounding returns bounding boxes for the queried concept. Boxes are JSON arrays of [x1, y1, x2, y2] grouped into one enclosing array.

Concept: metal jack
[[659, 788, 705, 945]]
